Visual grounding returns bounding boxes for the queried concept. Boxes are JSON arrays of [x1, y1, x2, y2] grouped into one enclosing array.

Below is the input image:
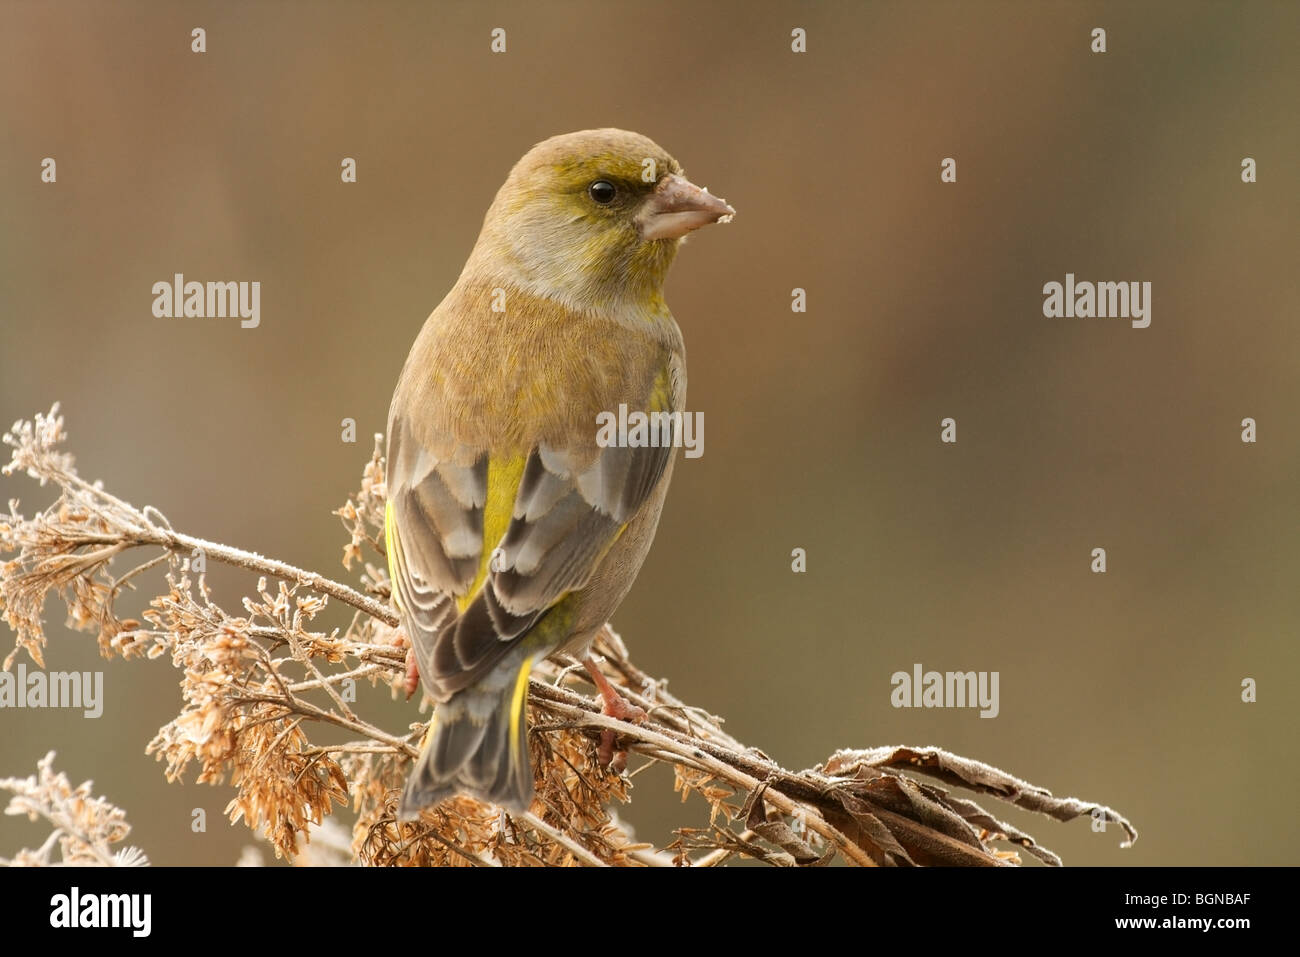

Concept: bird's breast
[[397, 281, 683, 466]]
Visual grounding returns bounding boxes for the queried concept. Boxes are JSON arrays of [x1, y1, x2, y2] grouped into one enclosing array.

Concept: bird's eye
[[588, 180, 617, 205]]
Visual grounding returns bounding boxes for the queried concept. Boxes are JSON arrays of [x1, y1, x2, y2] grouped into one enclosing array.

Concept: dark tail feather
[[398, 656, 535, 818]]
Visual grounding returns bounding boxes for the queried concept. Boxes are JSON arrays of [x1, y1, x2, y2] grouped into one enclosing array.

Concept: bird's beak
[[635, 174, 735, 241]]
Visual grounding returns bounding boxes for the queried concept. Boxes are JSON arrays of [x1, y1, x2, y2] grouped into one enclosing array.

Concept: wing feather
[[387, 354, 682, 701]]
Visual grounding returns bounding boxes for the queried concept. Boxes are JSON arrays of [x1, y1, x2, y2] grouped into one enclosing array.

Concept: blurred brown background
[[2, 0, 1296, 866]]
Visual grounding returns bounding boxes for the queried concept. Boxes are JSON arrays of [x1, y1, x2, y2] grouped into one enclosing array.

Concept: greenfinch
[[386, 129, 733, 815]]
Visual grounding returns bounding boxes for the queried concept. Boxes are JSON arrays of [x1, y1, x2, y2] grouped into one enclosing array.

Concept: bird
[[384, 128, 733, 817]]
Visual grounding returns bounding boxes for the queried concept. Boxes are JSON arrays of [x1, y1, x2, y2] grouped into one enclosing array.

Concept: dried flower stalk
[[0, 751, 148, 866], [1, 406, 1136, 866]]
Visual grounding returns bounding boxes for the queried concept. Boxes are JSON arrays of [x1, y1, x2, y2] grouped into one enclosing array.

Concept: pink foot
[[583, 657, 647, 772], [403, 646, 420, 700]]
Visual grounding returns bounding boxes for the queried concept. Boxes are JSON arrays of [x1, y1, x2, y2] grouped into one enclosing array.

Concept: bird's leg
[[404, 649, 420, 700], [583, 656, 648, 721], [583, 656, 647, 772], [397, 634, 420, 700]]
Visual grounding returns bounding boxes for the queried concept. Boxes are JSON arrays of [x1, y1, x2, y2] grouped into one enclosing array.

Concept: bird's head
[[468, 129, 734, 313]]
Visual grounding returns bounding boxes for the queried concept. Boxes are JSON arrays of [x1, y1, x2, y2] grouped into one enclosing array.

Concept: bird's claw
[[583, 656, 647, 772]]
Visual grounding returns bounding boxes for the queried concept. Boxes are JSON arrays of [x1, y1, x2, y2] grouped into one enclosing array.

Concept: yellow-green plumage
[[386, 129, 732, 815]]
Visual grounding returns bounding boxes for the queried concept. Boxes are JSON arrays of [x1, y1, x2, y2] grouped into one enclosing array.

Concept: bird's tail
[[398, 652, 537, 818]]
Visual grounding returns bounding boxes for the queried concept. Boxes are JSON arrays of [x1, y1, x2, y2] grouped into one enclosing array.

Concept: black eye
[[588, 180, 617, 205]]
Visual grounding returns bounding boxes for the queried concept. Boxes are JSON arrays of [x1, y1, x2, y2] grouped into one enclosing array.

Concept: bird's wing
[[386, 356, 683, 698]]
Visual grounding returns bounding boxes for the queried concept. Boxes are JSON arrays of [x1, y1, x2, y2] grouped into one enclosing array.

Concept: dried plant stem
[[519, 812, 608, 868], [0, 407, 1138, 866], [140, 528, 396, 625], [530, 689, 877, 867], [230, 689, 418, 756], [287, 663, 388, 694]]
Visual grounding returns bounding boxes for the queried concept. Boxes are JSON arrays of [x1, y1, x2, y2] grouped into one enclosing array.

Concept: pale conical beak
[[635, 174, 735, 241]]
